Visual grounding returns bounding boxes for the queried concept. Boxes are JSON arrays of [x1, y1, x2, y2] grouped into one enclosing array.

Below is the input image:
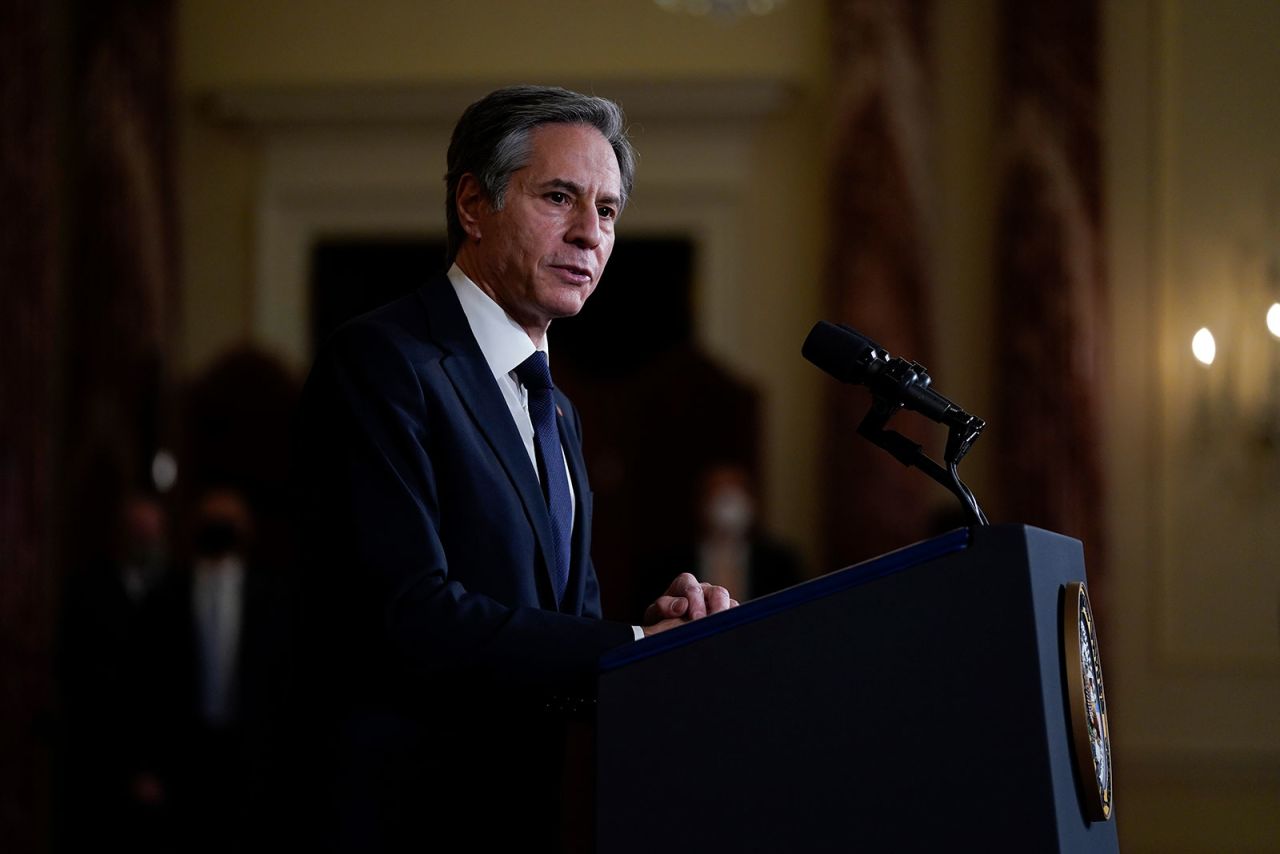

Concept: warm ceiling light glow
[[1267, 302, 1280, 339], [1191, 327, 1216, 365]]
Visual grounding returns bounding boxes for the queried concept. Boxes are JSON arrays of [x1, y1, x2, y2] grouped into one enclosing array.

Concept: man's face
[[457, 122, 622, 340]]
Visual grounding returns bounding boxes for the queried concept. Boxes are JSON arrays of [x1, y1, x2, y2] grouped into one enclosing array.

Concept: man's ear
[[455, 174, 488, 241]]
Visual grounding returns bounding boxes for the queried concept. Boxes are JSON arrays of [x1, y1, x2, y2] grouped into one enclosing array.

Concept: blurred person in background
[[135, 485, 291, 853], [643, 462, 803, 608], [57, 492, 170, 850]]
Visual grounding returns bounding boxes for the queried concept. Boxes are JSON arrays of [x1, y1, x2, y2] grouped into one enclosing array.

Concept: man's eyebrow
[[538, 178, 622, 209]]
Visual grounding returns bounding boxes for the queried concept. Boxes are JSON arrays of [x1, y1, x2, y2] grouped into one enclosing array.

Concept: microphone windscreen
[[801, 321, 881, 385]]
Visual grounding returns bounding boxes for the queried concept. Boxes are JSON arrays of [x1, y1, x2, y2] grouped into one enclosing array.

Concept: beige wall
[[179, 0, 826, 88], [177, 1, 1279, 849], [1104, 1, 1280, 850]]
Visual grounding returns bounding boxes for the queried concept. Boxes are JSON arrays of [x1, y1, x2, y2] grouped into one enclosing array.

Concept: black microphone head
[[802, 321, 885, 385]]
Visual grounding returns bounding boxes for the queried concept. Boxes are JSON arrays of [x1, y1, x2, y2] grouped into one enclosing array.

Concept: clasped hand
[[642, 572, 739, 637]]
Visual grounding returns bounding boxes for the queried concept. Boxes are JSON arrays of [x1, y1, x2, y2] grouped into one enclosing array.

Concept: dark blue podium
[[595, 524, 1119, 852]]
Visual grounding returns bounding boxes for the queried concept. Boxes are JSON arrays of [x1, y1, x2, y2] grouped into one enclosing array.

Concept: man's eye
[[547, 192, 568, 204], [598, 206, 616, 220]]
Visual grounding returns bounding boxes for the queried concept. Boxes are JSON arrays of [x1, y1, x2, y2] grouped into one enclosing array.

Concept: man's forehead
[[521, 123, 621, 191]]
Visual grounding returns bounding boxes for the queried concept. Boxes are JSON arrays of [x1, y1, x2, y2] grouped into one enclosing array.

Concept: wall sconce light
[[1191, 327, 1217, 366], [1187, 280, 1280, 458], [1189, 238, 1280, 457]]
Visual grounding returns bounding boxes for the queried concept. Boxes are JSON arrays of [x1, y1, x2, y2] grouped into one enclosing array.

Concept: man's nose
[[565, 204, 602, 249]]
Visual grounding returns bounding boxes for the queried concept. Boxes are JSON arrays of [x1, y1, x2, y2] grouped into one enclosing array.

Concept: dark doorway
[[310, 237, 450, 352]]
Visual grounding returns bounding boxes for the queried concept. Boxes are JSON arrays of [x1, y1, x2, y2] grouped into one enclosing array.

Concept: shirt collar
[[447, 264, 547, 381]]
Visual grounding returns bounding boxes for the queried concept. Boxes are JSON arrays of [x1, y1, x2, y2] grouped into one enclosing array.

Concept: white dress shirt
[[192, 554, 245, 726], [448, 265, 576, 526]]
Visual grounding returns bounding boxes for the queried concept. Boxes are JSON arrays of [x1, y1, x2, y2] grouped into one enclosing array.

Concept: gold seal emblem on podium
[[1063, 581, 1113, 821]]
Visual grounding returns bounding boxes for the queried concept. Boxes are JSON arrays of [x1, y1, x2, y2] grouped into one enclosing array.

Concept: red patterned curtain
[[63, 0, 180, 572], [0, 1, 177, 848], [993, 0, 1106, 572], [0, 1, 60, 848], [822, 0, 939, 567]]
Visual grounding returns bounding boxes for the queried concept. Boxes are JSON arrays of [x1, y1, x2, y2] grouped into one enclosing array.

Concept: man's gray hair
[[444, 85, 636, 260]]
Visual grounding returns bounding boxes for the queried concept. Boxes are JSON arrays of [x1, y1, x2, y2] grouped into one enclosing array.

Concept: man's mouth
[[551, 264, 593, 285]]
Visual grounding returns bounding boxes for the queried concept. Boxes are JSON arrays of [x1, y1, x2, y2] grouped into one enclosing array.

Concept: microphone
[[802, 320, 989, 524], [801, 321, 970, 429]]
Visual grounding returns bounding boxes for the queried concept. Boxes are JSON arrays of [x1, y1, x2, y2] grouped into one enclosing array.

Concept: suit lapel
[[419, 277, 561, 609]]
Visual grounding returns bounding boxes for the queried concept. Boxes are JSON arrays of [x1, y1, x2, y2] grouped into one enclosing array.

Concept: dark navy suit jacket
[[292, 273, 634, 851]]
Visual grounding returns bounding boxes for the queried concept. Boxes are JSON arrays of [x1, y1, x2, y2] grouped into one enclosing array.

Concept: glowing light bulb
[[1191, 327, 1216, 366], [1267, 302, 1280, 339]]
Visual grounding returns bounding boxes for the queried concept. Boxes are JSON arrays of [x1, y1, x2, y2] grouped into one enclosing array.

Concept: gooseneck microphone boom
[[802, 320, 989, 526]]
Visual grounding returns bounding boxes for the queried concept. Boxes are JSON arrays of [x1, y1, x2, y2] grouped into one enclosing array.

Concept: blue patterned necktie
[[514, 351, 572, 606]]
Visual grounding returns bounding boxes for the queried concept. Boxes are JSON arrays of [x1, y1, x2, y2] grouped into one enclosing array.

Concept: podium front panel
[[596, 525, 1119, 853]]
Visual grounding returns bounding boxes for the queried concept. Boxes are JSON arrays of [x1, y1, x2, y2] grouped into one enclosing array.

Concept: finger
[[662, 573, 706, 619], [663, 573, 708, 619], [643, 595, 689, 624], [680, 578, 708, 620], [641, 616, 689, 638], [663, 572, 701, 596], [644, 595, 688, 624], [703, 583, 732, 615], [729, 598, 740, 608]]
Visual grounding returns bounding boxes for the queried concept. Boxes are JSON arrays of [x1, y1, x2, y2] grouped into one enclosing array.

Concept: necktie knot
[[515, 351, 554, 391]]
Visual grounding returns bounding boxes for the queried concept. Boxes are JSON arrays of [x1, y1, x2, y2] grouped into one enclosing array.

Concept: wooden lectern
[[595, 524, 1119, 852]]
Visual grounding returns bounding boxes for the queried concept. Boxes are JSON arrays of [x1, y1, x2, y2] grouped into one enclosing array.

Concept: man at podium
[[292, 85, 736, 852]]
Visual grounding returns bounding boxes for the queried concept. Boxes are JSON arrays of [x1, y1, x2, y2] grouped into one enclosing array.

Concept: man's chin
[[542, 288, 594, 321]]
